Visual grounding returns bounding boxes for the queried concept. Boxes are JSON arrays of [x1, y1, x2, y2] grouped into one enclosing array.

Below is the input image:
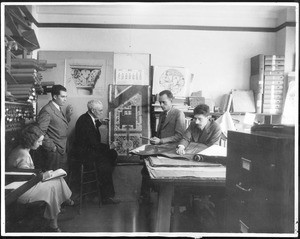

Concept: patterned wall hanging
[[108, 84, 151, 163]]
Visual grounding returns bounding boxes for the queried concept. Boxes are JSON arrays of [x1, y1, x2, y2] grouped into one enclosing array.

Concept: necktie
[[59, 107, 65, 118], [95, 119, 102, 128], [157, 112, 167, 138]]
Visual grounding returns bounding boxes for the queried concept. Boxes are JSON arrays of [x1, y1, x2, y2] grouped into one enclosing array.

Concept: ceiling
[[28, 3, 297, 28]]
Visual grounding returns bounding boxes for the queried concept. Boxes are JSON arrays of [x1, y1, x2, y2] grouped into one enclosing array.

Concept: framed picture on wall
[[64, 59, 106, 96], [152, 66, 192, 97]]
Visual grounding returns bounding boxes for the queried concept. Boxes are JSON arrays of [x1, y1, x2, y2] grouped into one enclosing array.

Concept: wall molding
[[22, 7, 296, 33]]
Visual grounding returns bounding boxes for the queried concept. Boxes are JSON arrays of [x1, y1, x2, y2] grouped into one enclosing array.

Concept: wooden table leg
[[155, 182, 174, 232]]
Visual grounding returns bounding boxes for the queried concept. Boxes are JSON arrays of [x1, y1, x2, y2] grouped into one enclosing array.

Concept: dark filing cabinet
[[225, 128, 295, 233]]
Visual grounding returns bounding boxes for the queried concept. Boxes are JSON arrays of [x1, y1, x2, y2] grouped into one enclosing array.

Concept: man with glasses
[[176, 104, 222, 155]]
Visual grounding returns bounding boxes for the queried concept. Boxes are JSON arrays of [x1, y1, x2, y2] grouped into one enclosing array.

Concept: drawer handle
[[236, 183, 252, 192]]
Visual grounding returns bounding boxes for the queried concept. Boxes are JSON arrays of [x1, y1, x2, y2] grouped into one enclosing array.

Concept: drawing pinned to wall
[[152, 66, 192, 97], [115, 69, 146, 85], [64, 59, 106, 96]]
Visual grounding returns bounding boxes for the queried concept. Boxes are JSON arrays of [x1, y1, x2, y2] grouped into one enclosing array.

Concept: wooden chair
[[78, 162, 102, 214]]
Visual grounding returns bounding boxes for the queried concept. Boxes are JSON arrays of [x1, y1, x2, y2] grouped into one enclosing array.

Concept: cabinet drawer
[[226, 197, 254, 233], [227, 145, 277, 190], [227, 196, 274, 233]]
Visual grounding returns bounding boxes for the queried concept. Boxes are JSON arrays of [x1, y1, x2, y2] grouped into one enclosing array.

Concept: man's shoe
[[102, 197, 121, 205], [46, 226, 62, 232]]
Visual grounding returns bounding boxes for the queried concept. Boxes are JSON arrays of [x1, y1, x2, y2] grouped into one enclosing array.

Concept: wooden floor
[[58, 164, 226, 234], [6, 164, 226, 234]]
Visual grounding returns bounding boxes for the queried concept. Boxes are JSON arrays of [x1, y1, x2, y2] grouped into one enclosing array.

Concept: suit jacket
[[157, 107, 185, 144], [37, 101, 68, 154], [179, 118, 222, 148], [72, 112, 110, 163]]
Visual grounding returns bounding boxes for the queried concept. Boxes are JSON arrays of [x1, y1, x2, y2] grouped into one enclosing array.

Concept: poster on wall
[[115, 69, 147, 85], [64, 59, 106, 96], [108, 84, 151, 163], [152, 66, 192, 97]]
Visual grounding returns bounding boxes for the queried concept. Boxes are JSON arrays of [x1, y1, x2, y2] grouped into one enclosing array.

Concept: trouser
[[96, 149, 118, 199], [73, 149, 118, 200]]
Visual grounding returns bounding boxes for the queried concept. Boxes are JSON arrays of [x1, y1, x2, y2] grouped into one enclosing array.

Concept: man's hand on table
[[176, 145, 185, 155], [150, 137, 161, 145]]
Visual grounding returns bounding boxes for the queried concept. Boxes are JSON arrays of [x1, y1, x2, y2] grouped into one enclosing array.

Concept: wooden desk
[[148, 170, 226, 232]]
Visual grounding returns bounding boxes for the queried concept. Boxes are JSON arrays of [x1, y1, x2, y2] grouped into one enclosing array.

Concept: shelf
[[11, 34, 39, 52], [5, 70, 18, 85], [11, 58, 47, 71], [5, 34, 27, 56], [11, 73, 40, 84], [7, 7, 32, 31]]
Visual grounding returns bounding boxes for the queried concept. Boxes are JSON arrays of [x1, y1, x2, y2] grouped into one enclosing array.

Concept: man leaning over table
[[139, 90, 185, 203], [176, 103, 222, 155]]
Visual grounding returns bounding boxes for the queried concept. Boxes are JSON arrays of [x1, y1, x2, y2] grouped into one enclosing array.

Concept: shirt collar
[[88, 111, 96, 125], [52, 101, 60, 111], [164, 107, 172, 116]]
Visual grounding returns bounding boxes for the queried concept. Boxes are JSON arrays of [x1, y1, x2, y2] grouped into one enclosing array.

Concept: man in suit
[[139, 90, 185, 203], [150, 90, 185, 145], [72, 99, 120, 204], [37, 84, 73, 172], [176, 104, 222, 155]]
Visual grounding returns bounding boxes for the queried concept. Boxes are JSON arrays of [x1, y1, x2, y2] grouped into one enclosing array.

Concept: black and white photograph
[[1, 2, 298, 237]]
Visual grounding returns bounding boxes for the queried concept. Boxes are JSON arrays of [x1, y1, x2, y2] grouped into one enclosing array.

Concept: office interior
[[1, 2, 298, 237]]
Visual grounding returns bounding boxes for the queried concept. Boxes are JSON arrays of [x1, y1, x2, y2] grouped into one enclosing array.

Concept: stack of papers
[[145, 157, 226, 179], [149, 156, 222, 167]]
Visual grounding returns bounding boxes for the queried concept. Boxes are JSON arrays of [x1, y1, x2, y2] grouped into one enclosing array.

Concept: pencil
[[140, 136, 151, 140]]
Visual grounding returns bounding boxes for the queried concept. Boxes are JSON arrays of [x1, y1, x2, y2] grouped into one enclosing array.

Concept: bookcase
[[250, 54, 285, 116]]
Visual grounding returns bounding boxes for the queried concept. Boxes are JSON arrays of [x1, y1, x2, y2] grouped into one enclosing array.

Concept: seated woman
[[7, 123, 73, 232]]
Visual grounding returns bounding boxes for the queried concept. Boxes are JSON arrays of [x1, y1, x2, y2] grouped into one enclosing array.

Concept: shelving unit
[[250, 54, 285, 124], [5, 5, 56, 102], [4, 5, 57, 159]]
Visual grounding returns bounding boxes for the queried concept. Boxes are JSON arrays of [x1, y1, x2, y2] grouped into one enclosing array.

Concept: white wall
[[36, 27, 277, 106]]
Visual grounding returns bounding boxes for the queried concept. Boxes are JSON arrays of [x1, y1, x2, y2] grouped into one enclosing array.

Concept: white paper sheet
[[197, 145, 227, 157], [5, 181, 27, 190], [5, 172, 36, 176]]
